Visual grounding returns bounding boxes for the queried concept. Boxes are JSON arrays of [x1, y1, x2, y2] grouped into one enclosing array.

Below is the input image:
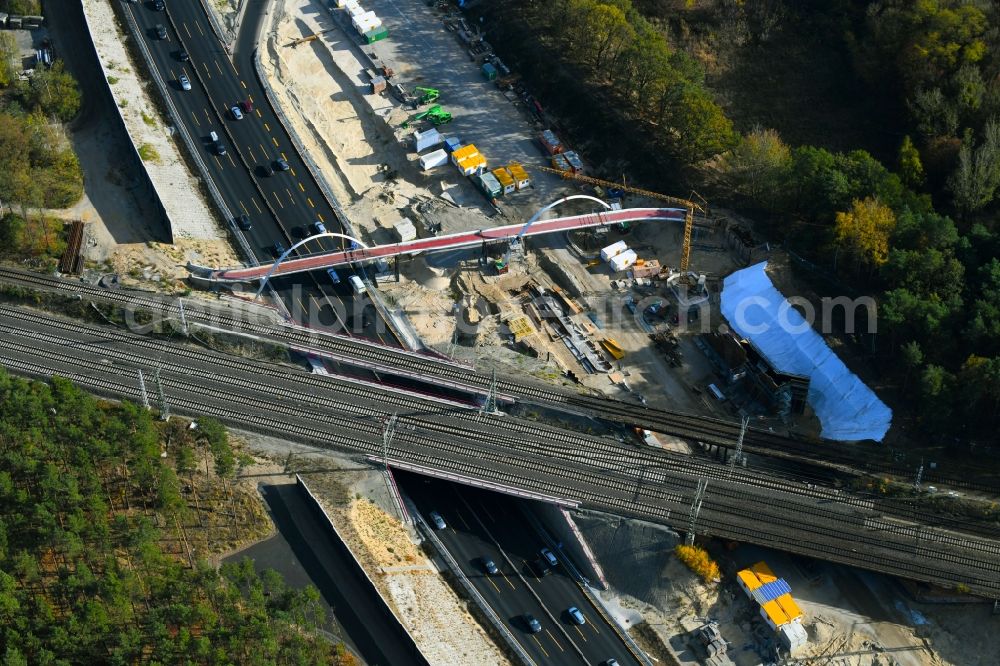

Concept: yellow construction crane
[[522, 164, 706, 272]]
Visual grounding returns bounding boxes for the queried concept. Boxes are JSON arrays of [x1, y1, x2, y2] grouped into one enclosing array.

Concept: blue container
[[481, 62, 497, 81], [444, 136, 461, 153]]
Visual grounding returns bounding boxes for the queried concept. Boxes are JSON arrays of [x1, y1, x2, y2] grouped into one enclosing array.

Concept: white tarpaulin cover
[[721, 262, 891, 441]]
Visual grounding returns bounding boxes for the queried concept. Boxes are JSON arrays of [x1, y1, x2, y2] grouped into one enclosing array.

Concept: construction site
[[172, 0, 979, 663]]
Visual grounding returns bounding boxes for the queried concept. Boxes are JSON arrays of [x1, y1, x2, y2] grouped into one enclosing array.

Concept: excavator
[[401, 105, 453, 128], [413, 86, 440, 105]]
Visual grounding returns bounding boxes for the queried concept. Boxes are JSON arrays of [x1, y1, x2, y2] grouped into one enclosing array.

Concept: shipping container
[[600, 240, 628, 262], [450, 143, 479, 165], [334, 0, 348, 7], [481, 62, 497, 81], [344, 0, 362, 14], [492, 168, 516, 195], [456, 154, 487, 176], [443, 136, 461, 153], [413, 128, 442, 153], [609, 249, 638, 272], [563, 150, 585, 173], [551, 153, 571, 172], [394, 218, 417, 242], [352, 10, 377, 29], [507, 163, 531, 190], [475, 172, 503, 199], [419, 148, 448, 170], [538, 129, 563, 155], [364, 26, 389, 43]]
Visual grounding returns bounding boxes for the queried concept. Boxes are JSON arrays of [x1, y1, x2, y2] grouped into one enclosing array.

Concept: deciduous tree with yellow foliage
[[834, 197, 896, 270]]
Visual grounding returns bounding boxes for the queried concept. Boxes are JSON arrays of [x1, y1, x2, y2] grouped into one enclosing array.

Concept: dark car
[[522, 614, 542, 634], [240, 98, 253, 114], [154, 24, 167, 40], [530, 558, 552, 578], [256, 164, 274, 178], [153, 0, 165, 10], [237, 214, 251, 231], [272, 242, 286, 257], [481, 558, 499, 575], [273, 158, 290, 172], [176, 49, 189, 62]]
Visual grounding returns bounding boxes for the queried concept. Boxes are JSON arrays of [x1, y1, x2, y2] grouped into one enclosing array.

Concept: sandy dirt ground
[[232, 432, 511, 665]]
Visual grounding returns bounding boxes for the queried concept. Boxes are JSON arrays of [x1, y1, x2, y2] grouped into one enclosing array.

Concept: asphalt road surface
[[124, 0, 394, 344], [399, 472, 642, 666]]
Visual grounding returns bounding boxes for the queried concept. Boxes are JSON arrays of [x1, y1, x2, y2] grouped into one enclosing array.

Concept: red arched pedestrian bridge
[[201, 206, 686, 283]]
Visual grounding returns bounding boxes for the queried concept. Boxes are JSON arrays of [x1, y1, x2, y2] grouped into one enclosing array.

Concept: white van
[[348, 275, 366, 294]]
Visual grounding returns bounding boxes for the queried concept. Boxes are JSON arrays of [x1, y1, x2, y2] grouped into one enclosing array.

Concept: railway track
[[2, 266, 992, 495], [1, 305, 998, 596], [6, 302, 996, 544]]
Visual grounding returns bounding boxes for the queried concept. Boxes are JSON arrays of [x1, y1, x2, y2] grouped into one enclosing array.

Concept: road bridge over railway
[[0, 301, 997, 599], [195, 206, 686, 282]]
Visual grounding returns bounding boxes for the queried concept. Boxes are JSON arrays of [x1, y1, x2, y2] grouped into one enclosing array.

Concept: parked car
[[154, 24, 167, 39], [481, 558, 499, 575], [236, 214, 251, 231], [567, 607, 586, 625], [178, 74, 191, 91], [523, 614, 542, 634], [540, 548, 558, 567], [230, 106, 244, 120], [428, 511, 446, 530]]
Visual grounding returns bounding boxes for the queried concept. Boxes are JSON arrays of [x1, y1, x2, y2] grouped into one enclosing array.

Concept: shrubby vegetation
[[0, 369, 349, 664], [674, 544, 720, 583]]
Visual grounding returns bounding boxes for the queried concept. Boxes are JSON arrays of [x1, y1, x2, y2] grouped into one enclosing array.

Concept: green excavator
[[401, 105, 453, 128], [413, 86, 440, 105]]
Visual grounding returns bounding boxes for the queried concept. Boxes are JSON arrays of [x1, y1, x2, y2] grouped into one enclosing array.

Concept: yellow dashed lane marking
[[272, 137, 279, 147], [298, 182, 305, 192], [307, 198, 315, 208]]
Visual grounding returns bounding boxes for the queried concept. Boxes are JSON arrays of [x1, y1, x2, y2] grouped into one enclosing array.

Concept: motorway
[[121, 0, 393, 343], [400, 472, 642, 665], [0, 301, 997, 598]]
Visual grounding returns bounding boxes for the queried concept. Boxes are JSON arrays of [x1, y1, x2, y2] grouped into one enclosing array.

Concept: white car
[[230, 106, 244, 120], [179, 74, 191, 91], [540, 547, 558, 567], [428, 511, 446, 530]]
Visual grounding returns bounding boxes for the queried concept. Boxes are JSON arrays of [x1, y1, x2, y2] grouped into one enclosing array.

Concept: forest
[[478, 0, 1000, 445], [0, 369, 351, 665]]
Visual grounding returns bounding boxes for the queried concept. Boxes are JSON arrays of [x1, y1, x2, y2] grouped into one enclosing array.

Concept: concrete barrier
[[295, 475, 428, 664]]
